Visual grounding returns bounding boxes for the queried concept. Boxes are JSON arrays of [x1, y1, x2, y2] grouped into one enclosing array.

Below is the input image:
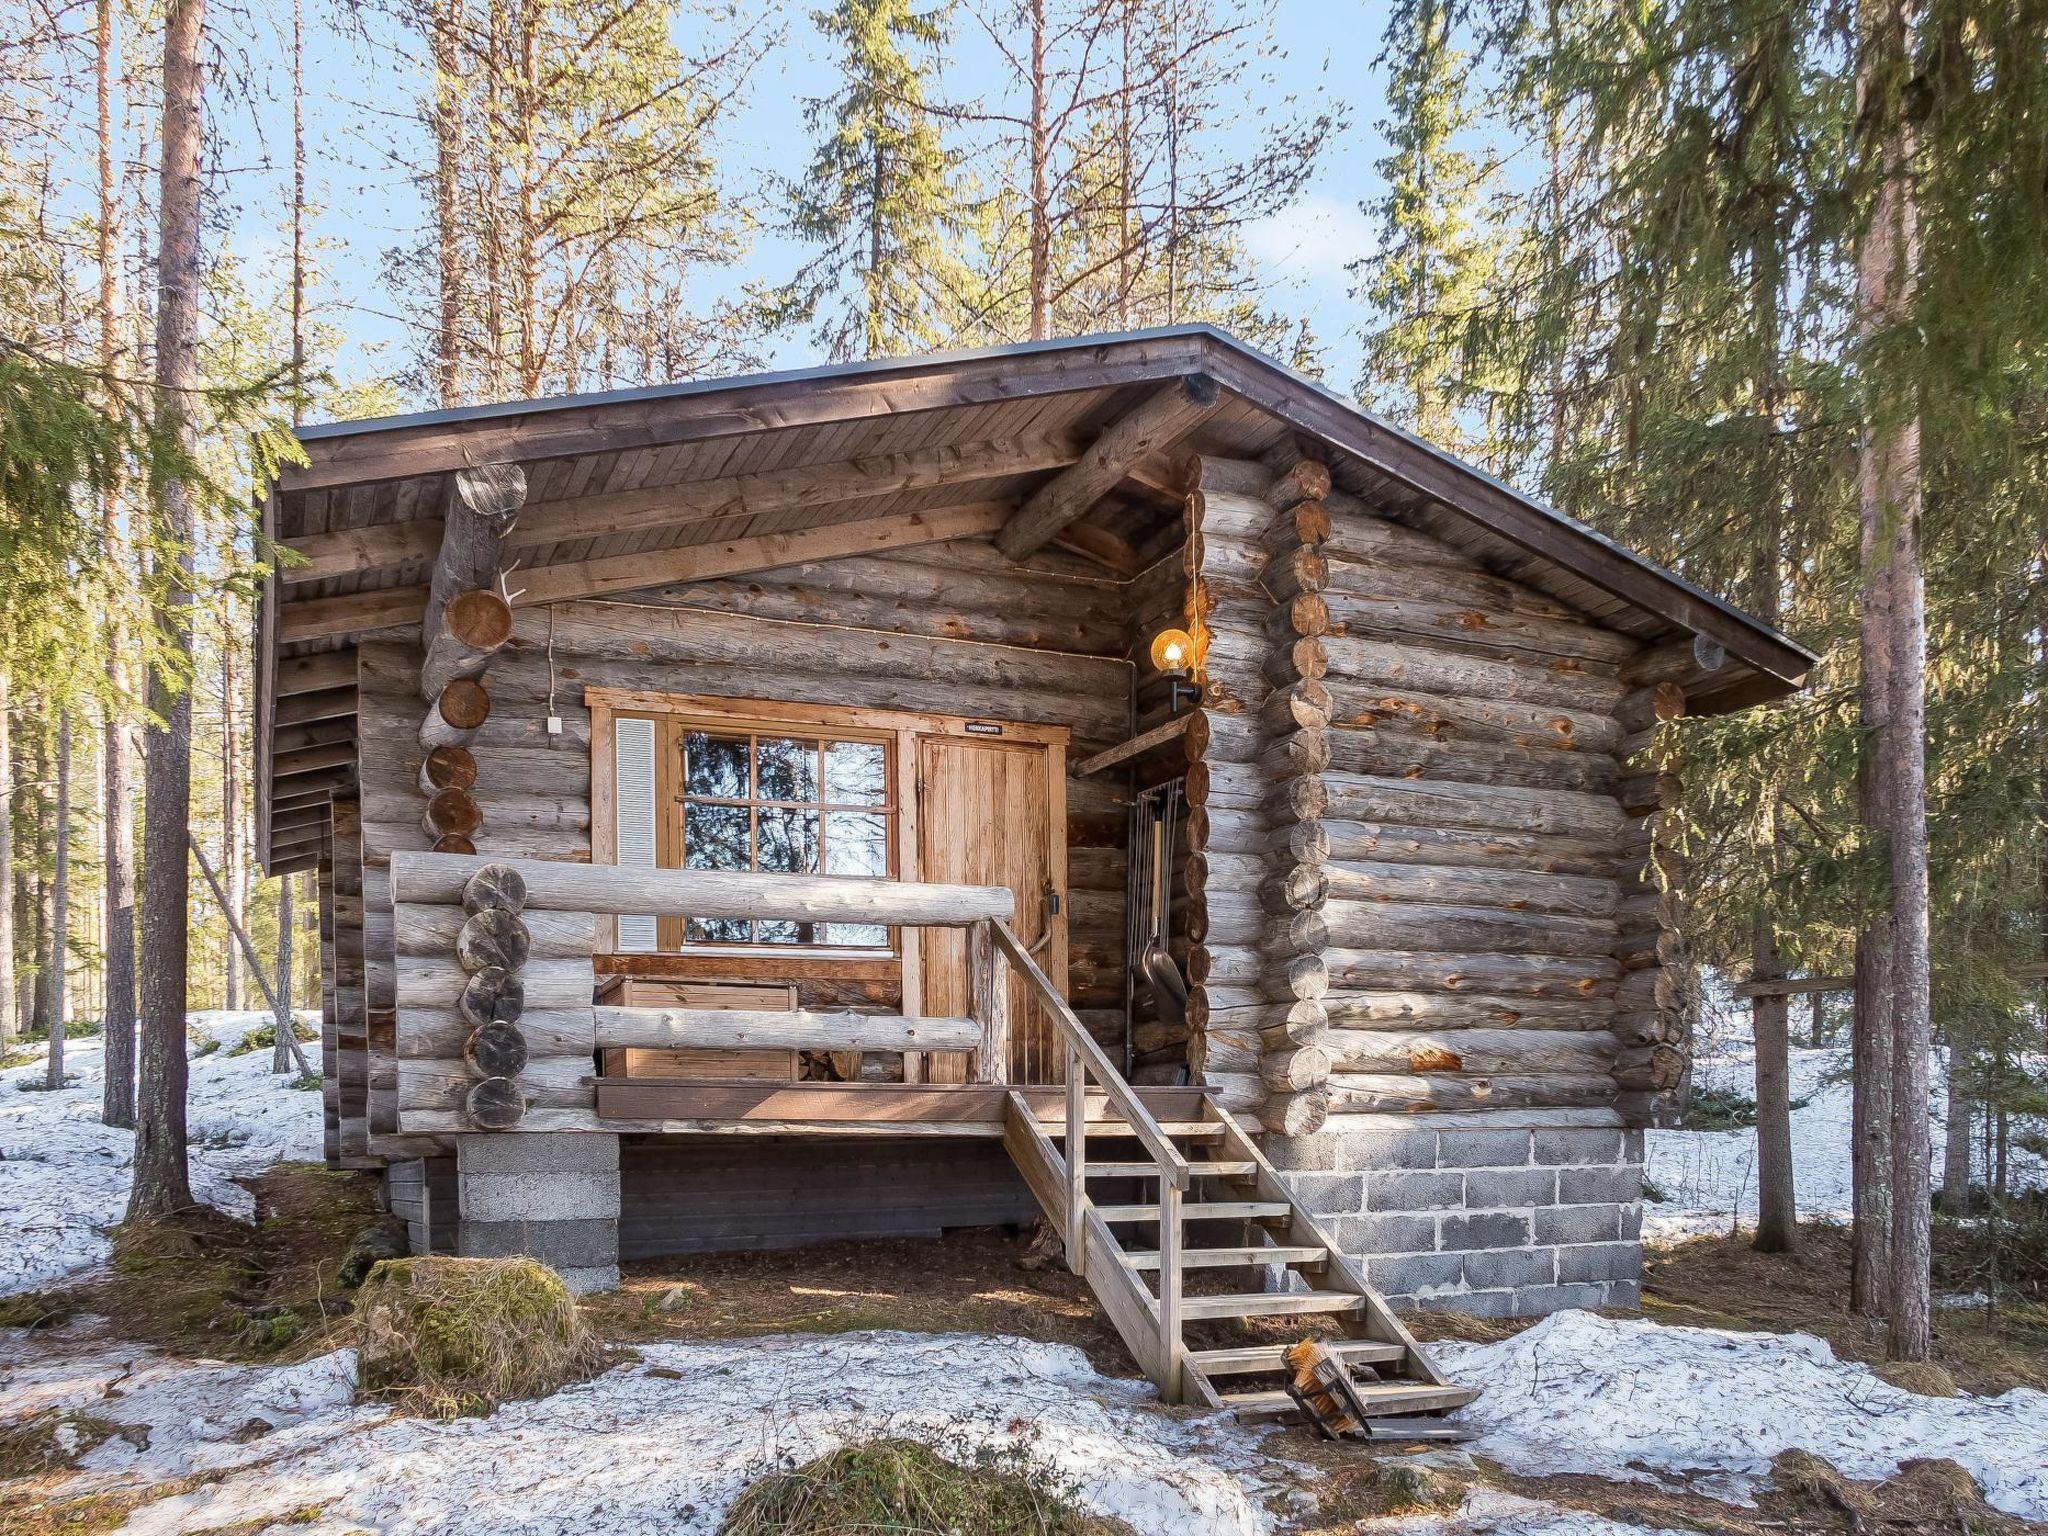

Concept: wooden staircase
[[990, 922, 1476, 1425]]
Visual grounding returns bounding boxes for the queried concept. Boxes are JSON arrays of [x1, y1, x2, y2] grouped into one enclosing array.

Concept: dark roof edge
[[290, 323, 1816, 681]]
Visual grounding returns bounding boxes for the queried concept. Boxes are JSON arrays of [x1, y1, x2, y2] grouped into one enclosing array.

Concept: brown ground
[[8, 1182, 2048, 1535]]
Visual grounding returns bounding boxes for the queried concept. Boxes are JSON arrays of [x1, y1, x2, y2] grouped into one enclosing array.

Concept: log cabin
[[253, 325, 1812, 1419]]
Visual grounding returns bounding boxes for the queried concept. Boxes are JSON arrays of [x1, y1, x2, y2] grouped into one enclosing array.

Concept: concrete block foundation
[[1274, 1121, 1644, 1318], [455, 1132, 621, 1293]]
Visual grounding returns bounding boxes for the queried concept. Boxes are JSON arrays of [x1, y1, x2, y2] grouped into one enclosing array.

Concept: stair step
[[1123, 1244, 1327, 1272], [1095, 1201, 1290, 1223], [1220, 1382, 1481, 1422], [1188, 1340, 1407, 1374], [1181, 1290, 1370, 1321], [1040, 1120, 1227, 1140], [1085, 1160, 1256, 1179]]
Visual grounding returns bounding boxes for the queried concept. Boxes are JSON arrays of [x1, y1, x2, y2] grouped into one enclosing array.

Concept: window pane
[[824, 811, 888, 878], [756, 917, 822, 946], [755, 736, 818, 802], [820, 922, 888, 948], [757, 806, 820, 874], [824, 740, 887, 805], [687, 916, 751, 943], [683, 801, 750, 871], [684, 732, 748, 798]]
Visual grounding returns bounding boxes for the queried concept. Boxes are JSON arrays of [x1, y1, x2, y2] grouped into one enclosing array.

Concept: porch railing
[[389, 852, 1021, 1132]]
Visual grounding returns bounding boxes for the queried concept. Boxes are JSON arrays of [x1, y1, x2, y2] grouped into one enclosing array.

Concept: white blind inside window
[[614, 717, 658, 951]]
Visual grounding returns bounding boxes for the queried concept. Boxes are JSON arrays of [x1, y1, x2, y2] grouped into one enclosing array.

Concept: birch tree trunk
[[129, 0, 205, 1221], [44, 712, 70, 1088]]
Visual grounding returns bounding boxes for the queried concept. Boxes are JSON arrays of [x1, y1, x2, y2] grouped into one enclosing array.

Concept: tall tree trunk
[[44, 712, 70, 1088], [1753, 921, 1797, 1251], [1938, 1031, 1972, 1215], [430, 0, 462, 404], [98, 0, 137, 1128], [1026, 0, 1049, 340], [221, 595, 242, 1011], [1851, 0, 1932, 1359], [129, 0, 206, 1223], [32, 728, 55, 1039], [271, 871, 296, 1072], [0, 664, 13, 1051]]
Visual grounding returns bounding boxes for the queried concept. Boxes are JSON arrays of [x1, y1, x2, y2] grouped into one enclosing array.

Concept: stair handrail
[[989, 920, 1190, 1189]]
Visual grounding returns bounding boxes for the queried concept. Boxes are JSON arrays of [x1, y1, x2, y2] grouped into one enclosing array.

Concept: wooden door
[[917, 733, 1067, 1083]]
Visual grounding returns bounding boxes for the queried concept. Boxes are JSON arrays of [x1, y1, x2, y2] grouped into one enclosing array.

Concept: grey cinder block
[[1437, 1211, 1530, 1251], [459, 1169, 621, 1225], [1462, 1167, 1557, 1210], [1533, 1128, 1624, 1166], [1513, 1281, 1613, 1316], [1366, 1169, 1464, 1212], [556, 1265, 621, 1295], [1434, 1129, 1533, 1168], [1336, 1212, 1437, 1254], [1282, 1171, 1365, 1212], [1558, 1164, 1642, 1205], [1462, 1246, 1557, 1292], [1367, 1251, 1463, 1297], [1534, 1203, 1623, 1246], [1557, 1241, 1642, 1285], [456, 1132, 620, 1175], [460, 1217, 620, 1270]]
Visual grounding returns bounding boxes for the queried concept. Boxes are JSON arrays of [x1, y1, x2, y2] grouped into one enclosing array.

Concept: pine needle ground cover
[[354, 1255, 604, 1416], [719, 1438, 1136, 1536]]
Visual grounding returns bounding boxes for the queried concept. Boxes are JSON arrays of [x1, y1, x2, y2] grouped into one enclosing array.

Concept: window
[[607, 706, 898, 952]]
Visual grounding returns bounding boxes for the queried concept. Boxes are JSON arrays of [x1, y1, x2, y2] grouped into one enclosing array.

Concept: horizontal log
[[1259, 1086, 1328, 1136], [1324, 947, 1619, 997], [1260, 1043, 1331, 1091], [395, 1057, 589, 1113], [418, 744, 477, 796], [1322, 547, 1581, 620], [1320, 590, 1640, 665], [593, 1005, 979, 1054], [395, 1005, 594, 1061], [1322, 859, 1618, 919], [1326, 1073, 1617, 1113], [391, 851, 1013, 926], [1325, 681, 1623, 756], [1731, 974, 1851, 999], [1325, 728, 1617, 794], [1320, 897, 1619, 959], [1194, 1069, 1265, 1114], [1320, 773, 1625, 841], [1323, 634, 1627, 713], [1326, 991, 1616, 1029], [1614, 1044, 1685, 1092], [1327, 1027, 1620, 1077], [393, 905, 594, 960], [394, 956, 594, 1012]]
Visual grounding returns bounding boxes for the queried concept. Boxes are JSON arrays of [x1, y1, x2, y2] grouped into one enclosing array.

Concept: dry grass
[[718, 1438, 1136, 1536], [355, 1256, 605, 1417], [1645, 1223, 2048, 1396]]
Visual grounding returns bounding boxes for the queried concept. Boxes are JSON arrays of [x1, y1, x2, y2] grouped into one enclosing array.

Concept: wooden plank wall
[[1182, 458, 1687, 1137], [343, 537, 1143, 1153]]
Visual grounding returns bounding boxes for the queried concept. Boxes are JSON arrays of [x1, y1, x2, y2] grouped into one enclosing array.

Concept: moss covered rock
[[355, 1256, 601, 1417]]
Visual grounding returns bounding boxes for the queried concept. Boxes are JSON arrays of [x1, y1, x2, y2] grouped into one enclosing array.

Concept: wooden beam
[[1731, 975, 1851, 999], [281, 433, 1084, 585], [269, 765, 355, 796], [274, 718, 355, 755], [274, 686, 357, 728], [278, 333, 1211, 492], [593, 1005, 981, 1054], [280, 501, 1014, 641], [996, 375, 1223, 561], [276, 647, 357, 695], [1074, 715, 1191, 777]]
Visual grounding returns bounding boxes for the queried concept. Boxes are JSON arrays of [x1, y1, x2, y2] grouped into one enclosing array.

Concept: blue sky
[[218, 0, 1406, 410]]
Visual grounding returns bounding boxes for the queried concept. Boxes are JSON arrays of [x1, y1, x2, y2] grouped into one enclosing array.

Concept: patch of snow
[[1401, 1488, 1693, 1535], [1438, 1310, 2048, 1521], [5, 1329, 1281, 1536], [0, 1012, 324, 1295]]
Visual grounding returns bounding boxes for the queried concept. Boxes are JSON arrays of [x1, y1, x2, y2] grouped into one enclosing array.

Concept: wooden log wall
[[1182, 458, 1688, 1134], [344, 538, 1143, 1151], [1123, 545, 1193, 1082]]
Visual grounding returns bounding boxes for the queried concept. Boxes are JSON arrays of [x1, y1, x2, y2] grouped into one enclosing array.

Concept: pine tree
[[1356, 0, 1499, 453], [777, 0, 972, 360]]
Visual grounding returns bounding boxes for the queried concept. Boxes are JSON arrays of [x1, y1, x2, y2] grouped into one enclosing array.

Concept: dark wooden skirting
[[619, 1135, 1037, 1258], [594, 1078, 1211, 1133]]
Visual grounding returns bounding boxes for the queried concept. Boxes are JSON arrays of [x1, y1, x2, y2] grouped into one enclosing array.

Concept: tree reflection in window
[[679, 730, 891, 947]]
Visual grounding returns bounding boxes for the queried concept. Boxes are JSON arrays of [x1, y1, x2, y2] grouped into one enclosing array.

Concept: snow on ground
[[1401, 1490, 1693, 1536], [0, 1012, 324, 1295], [3, 1327, 1288, 1536], [1642, 1041, 1860, 1240], [1438, 1310, 2048, 1521]]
